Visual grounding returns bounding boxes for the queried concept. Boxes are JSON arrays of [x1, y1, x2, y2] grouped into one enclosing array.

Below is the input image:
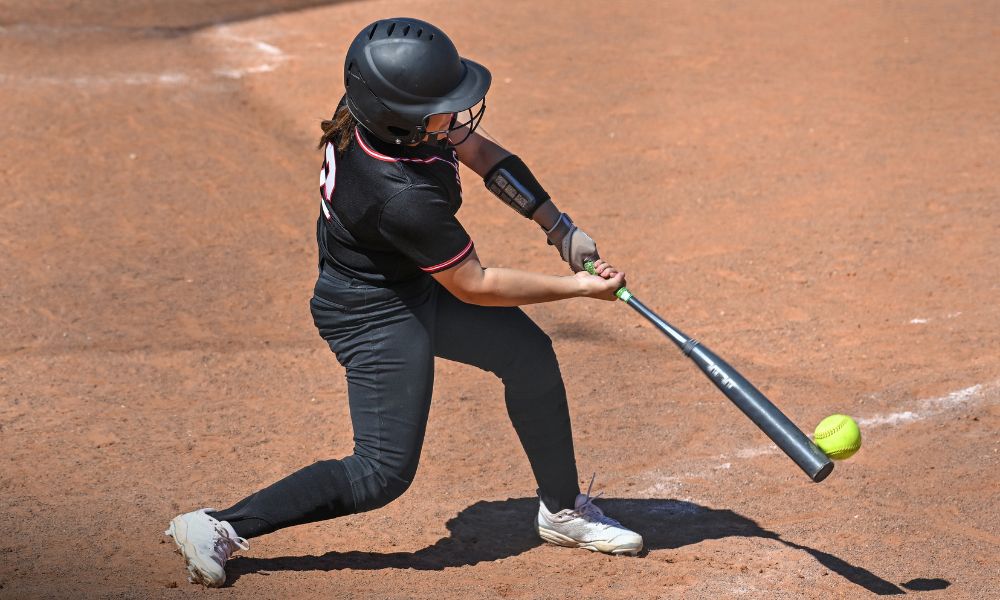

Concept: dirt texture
[[2, 0, 998, 598]]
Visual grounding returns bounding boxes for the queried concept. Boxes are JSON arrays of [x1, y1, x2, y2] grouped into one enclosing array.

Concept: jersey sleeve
[[378, 184, 475, 274]]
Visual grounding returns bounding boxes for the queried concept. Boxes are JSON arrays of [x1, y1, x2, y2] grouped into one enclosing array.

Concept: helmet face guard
[[344, 18, 492, 146], [423, 98, 486, 148]]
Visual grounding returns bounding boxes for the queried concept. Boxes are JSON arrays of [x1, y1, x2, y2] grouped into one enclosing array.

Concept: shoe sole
[[536, 523, 643, 556], [165, 516, 225, 588]]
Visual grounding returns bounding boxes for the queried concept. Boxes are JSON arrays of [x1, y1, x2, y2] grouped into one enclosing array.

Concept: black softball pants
[[212, 266, 580, 538]]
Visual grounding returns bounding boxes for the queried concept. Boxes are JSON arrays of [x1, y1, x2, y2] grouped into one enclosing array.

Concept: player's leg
[[211, 274, 437, 534], [431, 282, 580, 513], [431, 283, 642, 555], [166, 273, 438, 586]]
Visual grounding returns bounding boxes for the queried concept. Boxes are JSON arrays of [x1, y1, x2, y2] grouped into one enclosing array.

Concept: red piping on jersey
[[354, 128, 400, 162], [420, 239, 474, 273], [355, 128, 461, 184]]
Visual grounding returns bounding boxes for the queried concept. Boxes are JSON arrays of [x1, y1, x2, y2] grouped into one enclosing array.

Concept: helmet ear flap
[[387, 125, 411, 138], [348, 75, 424, 144]]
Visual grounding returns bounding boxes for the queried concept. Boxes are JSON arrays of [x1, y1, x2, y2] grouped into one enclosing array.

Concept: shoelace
[[212, 523, 249, 560], [570, 473, 622, 527]]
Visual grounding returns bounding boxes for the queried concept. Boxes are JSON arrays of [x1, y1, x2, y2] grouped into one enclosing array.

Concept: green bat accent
[[583, 260, 632, 303]]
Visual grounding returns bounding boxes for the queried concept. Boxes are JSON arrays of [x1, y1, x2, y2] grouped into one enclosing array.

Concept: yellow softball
[[814, 414, 862, 460]]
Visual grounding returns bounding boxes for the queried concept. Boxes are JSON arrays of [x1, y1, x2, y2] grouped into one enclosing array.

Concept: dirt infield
[[2, 0, 998, 597]]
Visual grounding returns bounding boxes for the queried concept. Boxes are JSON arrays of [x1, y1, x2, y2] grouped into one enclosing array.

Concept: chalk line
[[0, 24, 286, 87], [207, 26, 288, 80], [637, 380, 998, 494], [909, 311, 961, 325], [857, 382, 986, 427]]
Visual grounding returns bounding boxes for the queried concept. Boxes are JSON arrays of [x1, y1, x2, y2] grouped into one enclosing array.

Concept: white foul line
[[857, 383, 987, 428], [638, 381, 998, 493]]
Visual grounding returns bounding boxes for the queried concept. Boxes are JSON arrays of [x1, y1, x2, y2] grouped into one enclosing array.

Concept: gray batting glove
[[545, 213, 599, 272]]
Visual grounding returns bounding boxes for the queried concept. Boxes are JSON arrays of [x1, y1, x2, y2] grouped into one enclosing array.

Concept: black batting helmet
[[343, 18, 491, 146]]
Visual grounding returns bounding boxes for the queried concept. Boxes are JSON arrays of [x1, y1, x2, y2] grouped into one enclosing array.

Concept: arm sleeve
[[378, 185, 475, 274]]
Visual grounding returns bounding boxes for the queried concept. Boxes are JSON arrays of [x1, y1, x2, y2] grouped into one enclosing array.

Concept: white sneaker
[[535, 475, 643, 556], [164, 508, 249, 587]]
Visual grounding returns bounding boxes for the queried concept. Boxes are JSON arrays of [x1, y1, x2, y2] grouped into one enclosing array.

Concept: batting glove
[[545, 213, 599, 272]]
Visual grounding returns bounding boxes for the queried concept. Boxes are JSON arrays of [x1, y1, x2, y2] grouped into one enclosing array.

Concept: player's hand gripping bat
[[584, 261, 833, 482]]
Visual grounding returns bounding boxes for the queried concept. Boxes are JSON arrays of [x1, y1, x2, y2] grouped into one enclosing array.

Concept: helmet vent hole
[[416, 28, 423, 38], [402, 25, 411, 36], [387, 125, 409, 136], [386, 22, 396, 36], [428, 33, 435, 41], [367, 24, 377, 40]]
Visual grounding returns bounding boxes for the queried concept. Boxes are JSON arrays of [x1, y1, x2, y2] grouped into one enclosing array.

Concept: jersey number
[[319, 143, 336, 220]]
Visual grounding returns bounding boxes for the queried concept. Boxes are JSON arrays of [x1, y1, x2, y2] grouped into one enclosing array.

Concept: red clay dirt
[[2, 1, 998, 598]]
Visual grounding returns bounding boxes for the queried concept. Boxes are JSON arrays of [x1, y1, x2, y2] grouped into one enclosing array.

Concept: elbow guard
[[483, 155, 550, 218]]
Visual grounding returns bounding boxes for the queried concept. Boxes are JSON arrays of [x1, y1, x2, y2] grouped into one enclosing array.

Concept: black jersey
[[317, 123, 473, 285]]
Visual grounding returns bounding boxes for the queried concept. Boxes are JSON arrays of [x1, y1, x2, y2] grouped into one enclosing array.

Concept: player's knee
[[371, 466, 415, 509], [350, 455, 418, 511]]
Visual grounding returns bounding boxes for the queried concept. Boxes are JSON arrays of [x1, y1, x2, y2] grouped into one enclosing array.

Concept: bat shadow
[[226, 497, 936, 595]]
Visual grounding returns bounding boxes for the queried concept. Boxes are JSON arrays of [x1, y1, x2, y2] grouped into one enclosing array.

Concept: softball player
[[166, 18, 642, 587]]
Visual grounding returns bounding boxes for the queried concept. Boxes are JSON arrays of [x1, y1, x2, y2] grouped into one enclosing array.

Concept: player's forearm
[[462, 134, 598, 272], [531, 198, 561, 231], [462, 266, 583, 307], [454, 129, 510, 176], [459, 131, 560, 228]]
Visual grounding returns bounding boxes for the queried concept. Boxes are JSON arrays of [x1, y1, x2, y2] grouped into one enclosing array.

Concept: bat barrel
[[622, 293, 833, 482], [685, 343, 834, 482]]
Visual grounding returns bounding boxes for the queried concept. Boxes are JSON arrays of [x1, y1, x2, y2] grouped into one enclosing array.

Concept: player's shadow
[[227, 498, 939, 595]]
